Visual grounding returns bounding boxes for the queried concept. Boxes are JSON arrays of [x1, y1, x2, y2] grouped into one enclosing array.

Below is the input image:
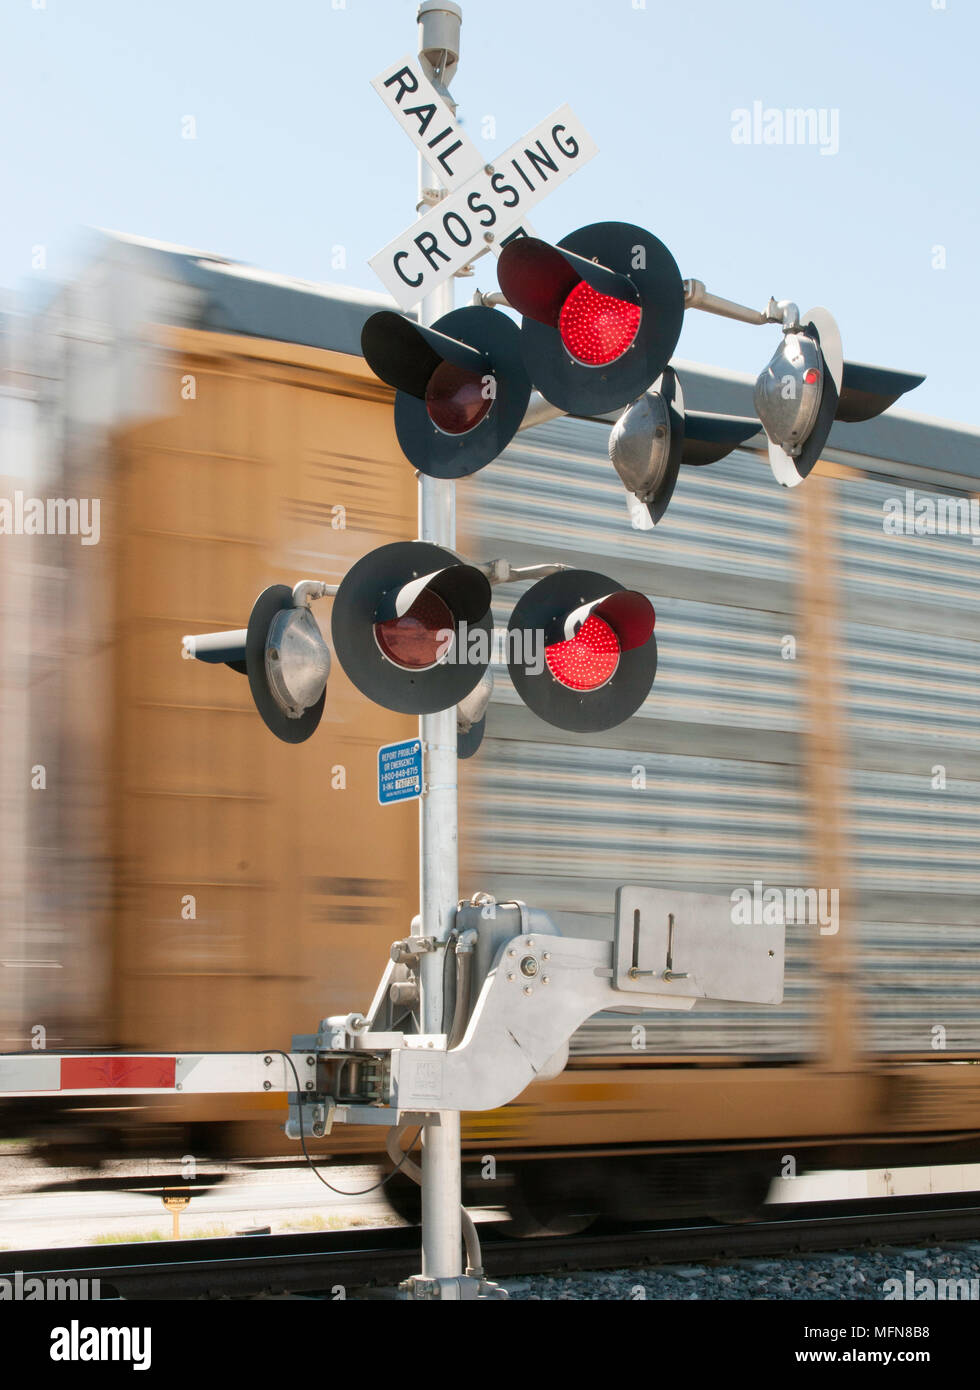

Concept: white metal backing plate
[[614, 887, 784, 1004]]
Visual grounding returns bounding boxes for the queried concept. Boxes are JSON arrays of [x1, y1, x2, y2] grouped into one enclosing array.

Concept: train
[[2, 229, 980, 1232]]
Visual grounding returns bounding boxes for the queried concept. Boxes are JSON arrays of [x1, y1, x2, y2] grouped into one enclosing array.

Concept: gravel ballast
[[501, 1242, 980, 1300]]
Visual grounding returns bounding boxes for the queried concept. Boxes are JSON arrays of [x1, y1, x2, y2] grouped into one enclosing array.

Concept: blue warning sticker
[[377, 738, 423, 806]]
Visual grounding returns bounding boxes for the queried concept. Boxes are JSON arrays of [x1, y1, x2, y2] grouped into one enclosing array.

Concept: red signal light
[[507, 570, 658, 732], [545, 613, 621, 691], [425, 361, 493, 435], [558, 281, 642, 367], [804, 368, 820, 385], [375, 590, 453, 670]]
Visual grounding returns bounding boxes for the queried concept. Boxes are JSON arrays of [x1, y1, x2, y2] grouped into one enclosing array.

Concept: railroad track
[[4, 1194, 980, 1299]]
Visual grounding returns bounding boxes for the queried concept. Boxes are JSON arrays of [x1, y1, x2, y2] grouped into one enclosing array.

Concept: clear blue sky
[[3, 0, 977, 425]]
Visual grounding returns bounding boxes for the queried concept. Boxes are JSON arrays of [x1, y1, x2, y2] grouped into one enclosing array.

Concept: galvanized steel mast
[[415, 0, 464, 1285]]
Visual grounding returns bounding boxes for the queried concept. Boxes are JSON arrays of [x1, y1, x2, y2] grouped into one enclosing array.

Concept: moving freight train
[[2, 232, 980, 1229]]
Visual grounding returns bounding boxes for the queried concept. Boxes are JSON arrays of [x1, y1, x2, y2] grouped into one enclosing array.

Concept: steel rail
[[4, 1195, 980, 1299]]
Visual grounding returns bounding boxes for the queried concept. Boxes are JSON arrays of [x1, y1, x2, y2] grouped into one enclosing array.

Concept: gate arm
[[0, 1051, 314, 1099]]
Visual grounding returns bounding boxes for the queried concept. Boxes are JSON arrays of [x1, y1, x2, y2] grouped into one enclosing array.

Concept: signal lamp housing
[[497, 221, 685, 416], [182, 586, 330, 744], [610, 368, 760, 525], [331, 541, 492, 715], [754, 307, 843, 487], [756, 310, 925, 487], [361, 305, 531, 479], [507, 570, 657, 732]]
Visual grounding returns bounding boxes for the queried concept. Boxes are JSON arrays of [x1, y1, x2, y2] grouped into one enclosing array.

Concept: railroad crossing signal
[[4, 8, 803, 1308], [753, 306, 844, 487], [609, 367, 760, 526], [496, 221, 686, 416], [182, 584, 330, 743], [331, 540, 492, 715], [754, 307, 925, 487], [361, 305, 530, 478], [506, 569, 657, 732]]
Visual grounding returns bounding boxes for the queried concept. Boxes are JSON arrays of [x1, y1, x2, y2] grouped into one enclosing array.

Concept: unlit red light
[[545, 613, 621, 691], [425, 361, 493, 435], [375, 591, 453, 670], [558, 281, 642, 367]]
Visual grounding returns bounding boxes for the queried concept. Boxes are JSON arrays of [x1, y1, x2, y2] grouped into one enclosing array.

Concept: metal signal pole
[[415, 0, 463, 1286]]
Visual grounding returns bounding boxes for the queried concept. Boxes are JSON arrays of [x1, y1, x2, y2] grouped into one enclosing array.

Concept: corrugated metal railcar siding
[[463, 419, 794, 583], [836, 474, 980, 1053], [459, 420, 818, 1056], [115, 339, 420, 1055]]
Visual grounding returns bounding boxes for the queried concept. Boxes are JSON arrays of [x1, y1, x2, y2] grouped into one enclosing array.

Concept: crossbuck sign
[[369, 55, 598, 309]]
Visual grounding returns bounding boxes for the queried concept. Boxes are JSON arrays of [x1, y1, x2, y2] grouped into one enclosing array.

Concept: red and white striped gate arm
[[0, 1052, 314, 1098]]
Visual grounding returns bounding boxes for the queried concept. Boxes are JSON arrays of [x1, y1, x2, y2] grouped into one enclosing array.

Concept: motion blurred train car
[[3, 232, 980, 1228]]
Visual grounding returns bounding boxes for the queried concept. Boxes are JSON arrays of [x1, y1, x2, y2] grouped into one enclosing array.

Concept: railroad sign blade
[[369, 105, 598, 310], [371, 55, 485, 190], [378, 738, 423, 806]]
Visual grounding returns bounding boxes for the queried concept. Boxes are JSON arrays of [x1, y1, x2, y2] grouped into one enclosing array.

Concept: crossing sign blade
[[369, 104, 598, 310], [371, 55, 485, 190]]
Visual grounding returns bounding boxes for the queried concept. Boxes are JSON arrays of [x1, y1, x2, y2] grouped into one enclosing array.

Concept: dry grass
[[280, 1213, 343, 1232], [93, 1223, 235, 1244], [91, 1212, 388, 1244], [279, 1212, 394, 1232]]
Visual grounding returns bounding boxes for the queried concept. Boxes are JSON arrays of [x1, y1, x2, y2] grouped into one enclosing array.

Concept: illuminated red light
[[425, 361, 493, 434], [804, 368, 820, 385], [375, 590, 453, 670], [558, 281, 642, 366], [545, 613, 621, 691]]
